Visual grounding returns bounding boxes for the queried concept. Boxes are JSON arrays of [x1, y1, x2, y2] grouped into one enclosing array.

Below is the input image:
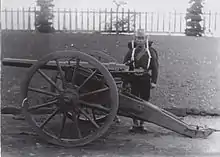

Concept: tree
[[105, 0, 134, 34], [185, 0, 205, 36], [106, 14, 135, 33], [35, 0, 55, 33]]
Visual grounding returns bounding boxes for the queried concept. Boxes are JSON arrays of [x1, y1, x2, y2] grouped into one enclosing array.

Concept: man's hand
[[134, 67, 144, 76], [150, 82, 157, 89], [122, 82, 131, 93], [124, 60, 133, 66]]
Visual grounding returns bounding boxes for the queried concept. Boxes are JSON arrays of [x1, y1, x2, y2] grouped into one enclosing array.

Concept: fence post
[[133, 10, 136, 32], [180, 13, 182, 33], [145, 12, 147, 32], [51, 7, 54, 29], [104, 8, 107, 31], [81, 10, 84, 31], [58, 8, 60, 30], [127, 9, 130, 32], [63, 8, 66, 30], [208, 10, 211, 33], [34, 7, 36, 30], [0, 7, 1, 30], [203, 13, 206, 32], [75, 9, 78, 31], [99, 9, 101, 32], [168, 12, 171, 33], [174, 10, 177, 33], [110, 8, 113, 32], [93, 9, 95, 31], [151, 12, 153, 32], [11, 8, 14, 30], [162, 12, 165, 32], [87, 9, 89, 31], [22, 8, 25, 30], [17, 8, 20, 30], [69, 8, 72, 31], [116, 8, 119, 34], [139, 12, 141, 29], [28, 7, 31, 30], [0, 10, 2, 30], [122, 8, 124, 32], [157, 11, 159, 32], [5, 8, 8, 30], [214, 12, 217, 32]]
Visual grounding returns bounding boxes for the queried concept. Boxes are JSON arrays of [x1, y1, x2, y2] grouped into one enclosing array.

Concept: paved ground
[[1, 114, 220, 157]]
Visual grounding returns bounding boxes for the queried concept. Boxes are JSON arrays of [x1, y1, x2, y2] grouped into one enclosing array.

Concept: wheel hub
[[57, 88, 79, 111]]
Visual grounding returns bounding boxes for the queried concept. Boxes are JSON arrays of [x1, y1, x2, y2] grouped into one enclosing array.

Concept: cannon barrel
[[2, 58, 129, 71], [2, 58, 145, 79]]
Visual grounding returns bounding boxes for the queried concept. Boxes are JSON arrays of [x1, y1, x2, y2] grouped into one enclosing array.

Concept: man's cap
[[134, 29, 145, 37]]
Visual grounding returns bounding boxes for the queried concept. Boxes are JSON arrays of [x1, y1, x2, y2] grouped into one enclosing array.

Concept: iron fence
[[1, 8, 220, 35]]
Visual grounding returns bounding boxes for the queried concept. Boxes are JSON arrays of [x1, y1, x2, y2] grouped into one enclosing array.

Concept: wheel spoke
[[78, 108, 100, 129], [72, 58, 80, 85], [79, 87, 109, 98], [28, 99, 58, 111], [78, 70, 97, 91], [28, 87, 59, 97], [67, 112, 82, 138], [58, 113, 67, 138], [79, 100, 110, 113], [39, 108, 60, 129], [75, 114, 82, 139], [92, 109, 97, 121], [37, 69, 63, 92], [55, 59, 65, 88]]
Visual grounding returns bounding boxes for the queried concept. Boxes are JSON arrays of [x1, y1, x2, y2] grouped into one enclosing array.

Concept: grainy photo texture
[[1, 0, 220, 157]]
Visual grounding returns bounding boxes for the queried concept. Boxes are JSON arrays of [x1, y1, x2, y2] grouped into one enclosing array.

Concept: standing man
[[123, 29, 159, 132]]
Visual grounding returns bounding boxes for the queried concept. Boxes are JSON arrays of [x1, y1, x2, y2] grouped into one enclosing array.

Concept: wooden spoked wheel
[[21, 50, 119, 147]]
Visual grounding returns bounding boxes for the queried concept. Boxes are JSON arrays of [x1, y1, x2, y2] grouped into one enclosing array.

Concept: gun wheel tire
[[21, 50, 119, 147]]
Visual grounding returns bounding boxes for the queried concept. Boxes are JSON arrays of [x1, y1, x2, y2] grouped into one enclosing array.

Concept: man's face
[[135, 35, 146, 47]]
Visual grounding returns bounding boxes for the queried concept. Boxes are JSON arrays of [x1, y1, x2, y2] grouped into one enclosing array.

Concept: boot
[[129, 119, 148, 133], [114, 116, 121, 124], [129, 119, 140, 132]]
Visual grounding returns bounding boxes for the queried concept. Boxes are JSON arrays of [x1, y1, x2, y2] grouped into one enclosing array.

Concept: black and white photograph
[[1, 0, 220, 156]]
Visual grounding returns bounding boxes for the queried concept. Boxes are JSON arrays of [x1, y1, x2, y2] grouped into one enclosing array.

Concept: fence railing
[[1, 8, 220, 35]]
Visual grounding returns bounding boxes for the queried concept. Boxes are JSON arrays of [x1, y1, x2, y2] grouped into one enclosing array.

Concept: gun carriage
[[2, 45, 216, 147]]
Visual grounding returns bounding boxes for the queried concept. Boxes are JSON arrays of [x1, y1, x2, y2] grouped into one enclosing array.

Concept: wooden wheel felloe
[[21, 50, 119, 147]]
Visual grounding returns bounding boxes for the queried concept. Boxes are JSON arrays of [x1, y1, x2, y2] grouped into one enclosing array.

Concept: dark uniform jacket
[[123, 41, 159, 84]]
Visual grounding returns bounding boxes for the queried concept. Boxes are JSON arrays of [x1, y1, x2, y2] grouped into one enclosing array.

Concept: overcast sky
[[2, 0, 220, 12]]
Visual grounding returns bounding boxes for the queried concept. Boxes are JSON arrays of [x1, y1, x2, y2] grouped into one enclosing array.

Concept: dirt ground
[[1, 114, 220, 157]]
